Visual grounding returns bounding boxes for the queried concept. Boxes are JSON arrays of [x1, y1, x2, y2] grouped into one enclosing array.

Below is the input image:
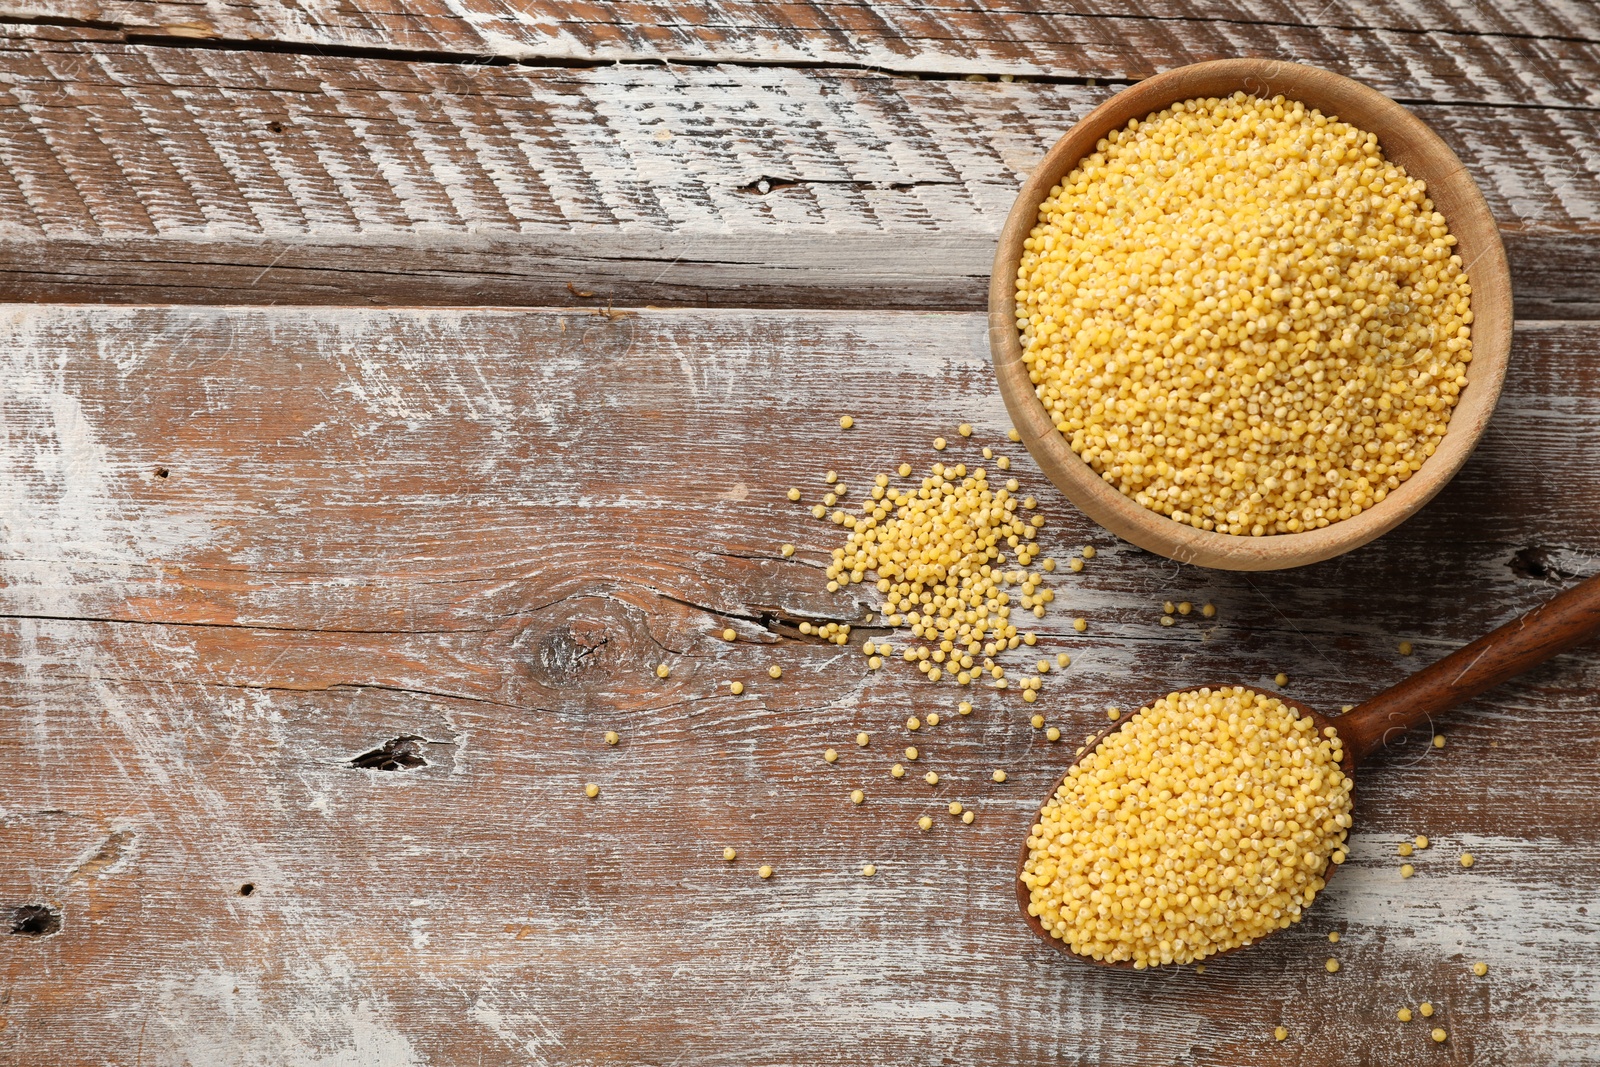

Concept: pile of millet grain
[[1020, 686, 1354, 968], [1015, 92, 1473, 536], [788, 427, 1067, 701]]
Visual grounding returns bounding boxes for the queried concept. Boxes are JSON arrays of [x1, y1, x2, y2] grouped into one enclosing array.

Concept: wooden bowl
[[988, 59, 1513, 571]]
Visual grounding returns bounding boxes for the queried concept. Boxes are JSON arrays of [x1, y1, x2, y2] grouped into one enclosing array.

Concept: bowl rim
[[988, 58, 1513, 571]]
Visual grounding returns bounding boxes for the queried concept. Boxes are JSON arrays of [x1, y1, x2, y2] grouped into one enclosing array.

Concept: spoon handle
[[1338, 571, 1600, 763]]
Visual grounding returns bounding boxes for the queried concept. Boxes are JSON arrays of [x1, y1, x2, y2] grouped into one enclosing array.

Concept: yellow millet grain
[[1014, 93, 1473, 537], [824, 460, 1048, 685], [1020, 686, 1353, 967]]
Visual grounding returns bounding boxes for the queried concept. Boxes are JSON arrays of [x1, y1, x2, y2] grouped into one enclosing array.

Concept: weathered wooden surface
[[5, 3, 1600, 1064], [9, 0, 1600, 80], [3, 306, 1599, 1065], [0, 24, 1595, 314]]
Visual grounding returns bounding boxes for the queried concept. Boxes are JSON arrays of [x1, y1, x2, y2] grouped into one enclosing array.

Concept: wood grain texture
[[3, 305, 1598, 1065], [6, 0, 1600, 86], [0, 28, 1594, 313]]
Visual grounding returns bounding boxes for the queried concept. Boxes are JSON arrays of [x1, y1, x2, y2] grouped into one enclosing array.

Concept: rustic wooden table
[[2, 4, 1598, 1065]]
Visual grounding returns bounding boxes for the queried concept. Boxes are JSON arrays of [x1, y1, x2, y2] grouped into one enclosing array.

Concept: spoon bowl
[[1017, 573, 1600, 966]]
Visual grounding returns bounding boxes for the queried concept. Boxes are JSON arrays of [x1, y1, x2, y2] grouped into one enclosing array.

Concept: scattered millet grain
[[722, 628, 737, 641], [905, 747, 919, 761], [1274, 1027, 1288, 1042], [1399, 842, 1414, 857], [958, 701, 974, 716], [1073, 617, 1087, 632], [949, 802, 964, 816], [1460, 852, 1475, 867], [1058, 653, 1072, 668], [728, 681, 744, 696], [1328, 931, 1340, 944], [840, 415, 854, 430], [891, 763, 906, 779], [906, 716, 922, 732], [851, 789, 865, 805], [1419, 1002, 1435, 1018], [781, 543, 795, 557], [1045, 727, 1061, 742], [787, 488, 802, 501], [656, 663, 671, 679], [1401, 864, 1415, 879], [821, 459, 1051, 689], [919, 816, 934, 831], [1432, 1028, 1448, 1044], [1020, 686, 1352, 966], [604, 731, 620, 746], [1081, 545, 1096, 560], [1202, 604, 1217, 618], [825, 470, 839, 484], [1433, 734, 1446, 749], [724, 847, 737, 861], [1274, 673, 1289, 686], [1009, 428, 1021, 442], [862, 863, 877, 877], [1178, 602, 1193, 616], [1473, 961, 1488, 976], [1399, 640, 1414, 655], [1160, 615, 1176, 627], [933, 437, 947, 451], [959, 423, 974, 437], [759, 865, 773, 879], [1030, 714, 1046, 729], [924, 772, 939, 786], [584, 783, 599, 798], [993, 769, 1008, 783], [1015, 93, 1472, 537], [1398, 1008, 1413, 1022], [824, 748, 839, 763], [856, 732, 870, 747], [1070, 558, 1084, 573], [926, 713, 941, 727], [1415, 835, 1430, 849], [769, 665, 783, 679], [962, 810, 975, 825], [1325, 958, 1340, 974]]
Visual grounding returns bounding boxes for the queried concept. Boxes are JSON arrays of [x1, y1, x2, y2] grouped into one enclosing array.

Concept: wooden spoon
[[1017, 571, 1600, 966]]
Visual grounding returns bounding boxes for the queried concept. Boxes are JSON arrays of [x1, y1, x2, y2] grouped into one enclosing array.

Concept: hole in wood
[[268, 121, 284, 133], [740, 176, 797, 195], [1509, 546, 1575, 582], [154, 467, 169, 479], [349, 736, 428, 771], [8, 904, 62, 937], [239, 883, 255, 897]]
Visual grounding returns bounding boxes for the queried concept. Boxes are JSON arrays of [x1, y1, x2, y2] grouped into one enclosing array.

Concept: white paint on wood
[[153, 967, 424, 1067]]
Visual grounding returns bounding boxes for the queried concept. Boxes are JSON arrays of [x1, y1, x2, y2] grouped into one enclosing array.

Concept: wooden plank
[[5, 0, 1599, 85], [0, 31, 1595, 314], [3, 305, 1598, 1064]]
